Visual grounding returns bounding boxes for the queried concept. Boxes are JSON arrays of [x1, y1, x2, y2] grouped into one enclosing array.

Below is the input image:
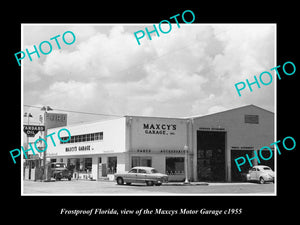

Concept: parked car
[[50, 162, 73, 181], [246, 165, 274, 184], [114, 166, 168, 186]]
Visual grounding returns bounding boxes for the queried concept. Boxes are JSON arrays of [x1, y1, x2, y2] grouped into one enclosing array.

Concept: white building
[[46, 104, 274, 182]]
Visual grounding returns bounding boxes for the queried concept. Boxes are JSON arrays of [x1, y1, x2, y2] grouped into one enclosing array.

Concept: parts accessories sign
[[23, 125, 45, 137]]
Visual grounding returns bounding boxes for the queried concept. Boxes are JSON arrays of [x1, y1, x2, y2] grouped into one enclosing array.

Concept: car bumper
[[264, 176, 274, 182], [157, 177, 169, 183]]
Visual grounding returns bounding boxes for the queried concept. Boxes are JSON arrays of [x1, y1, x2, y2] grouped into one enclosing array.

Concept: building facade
[[46, 105, 274, 182]]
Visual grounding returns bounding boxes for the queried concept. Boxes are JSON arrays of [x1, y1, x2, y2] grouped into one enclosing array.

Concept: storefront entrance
[[197, 131, 226, 181]]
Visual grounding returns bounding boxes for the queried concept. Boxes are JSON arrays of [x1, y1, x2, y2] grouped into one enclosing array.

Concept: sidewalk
[[162, 182, 259, 186], [162, 182, 209, 186]]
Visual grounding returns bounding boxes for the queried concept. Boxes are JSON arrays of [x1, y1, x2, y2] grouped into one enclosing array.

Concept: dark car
[[50, 162, 72, 181]]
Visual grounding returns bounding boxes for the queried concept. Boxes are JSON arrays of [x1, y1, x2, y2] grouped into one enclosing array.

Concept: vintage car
[[114, 166, 168, 186], [50, 162, 73, 181], [246, 165, 274, 184]]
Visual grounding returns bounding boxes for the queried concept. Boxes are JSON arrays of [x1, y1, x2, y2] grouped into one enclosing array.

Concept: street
[[23, 180, 275, 195]]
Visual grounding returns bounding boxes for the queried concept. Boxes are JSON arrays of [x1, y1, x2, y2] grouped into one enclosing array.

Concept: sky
[[22, 23, 275, 125]]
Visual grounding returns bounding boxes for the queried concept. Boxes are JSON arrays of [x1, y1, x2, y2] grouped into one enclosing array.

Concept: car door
[[125, 168, 138, 183], [249, 168, 257, 180], [255, 167, 261, 180], [136, 169, 147, 183]]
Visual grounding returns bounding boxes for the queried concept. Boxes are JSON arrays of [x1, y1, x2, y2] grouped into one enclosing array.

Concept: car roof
[[253, 165, 270, 168], [131, 166, 155, 170]]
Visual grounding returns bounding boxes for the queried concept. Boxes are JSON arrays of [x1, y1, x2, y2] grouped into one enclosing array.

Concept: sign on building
[[23, 125, 45, 137], [45, 113, 67, 129]]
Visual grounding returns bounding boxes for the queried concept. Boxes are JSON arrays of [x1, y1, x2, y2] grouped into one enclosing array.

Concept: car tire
[[68, 177, 71, 181], [116, 177, 124, 185], [146, 181, 154, 186], [259, 177, 265, 184], [155, 183, 162, 186]]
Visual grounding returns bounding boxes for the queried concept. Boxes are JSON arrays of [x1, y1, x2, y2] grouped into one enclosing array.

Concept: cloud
[[23, 24, 275, 124]]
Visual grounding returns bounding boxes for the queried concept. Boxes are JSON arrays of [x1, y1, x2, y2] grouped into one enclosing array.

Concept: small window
[[87, 134, 91, 141], [94, 133, 99, 140], [151, 169, 158, 173], [138, 169, 147, 174], [82, 134, 86, 142], [245, 115, 259, 124], [263, 167, 271, 170], [129, 168, 138, 173]]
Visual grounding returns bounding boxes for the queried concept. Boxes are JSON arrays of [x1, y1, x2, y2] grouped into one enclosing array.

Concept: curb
[[162, 182, 209, 186]]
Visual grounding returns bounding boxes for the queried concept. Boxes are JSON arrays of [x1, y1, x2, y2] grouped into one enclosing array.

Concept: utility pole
[[41, 106, 53, 181]]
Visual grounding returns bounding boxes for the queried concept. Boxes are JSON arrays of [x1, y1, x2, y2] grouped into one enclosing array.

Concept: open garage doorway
[[197, 131, 226, 181], [231, 150, 253, 182]]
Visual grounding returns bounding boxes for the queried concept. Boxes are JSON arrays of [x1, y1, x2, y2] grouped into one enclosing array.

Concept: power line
[[23, 105, 123, 117]]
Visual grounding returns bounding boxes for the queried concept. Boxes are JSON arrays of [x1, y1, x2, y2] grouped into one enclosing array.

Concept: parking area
[[23, 180, 275, 195]]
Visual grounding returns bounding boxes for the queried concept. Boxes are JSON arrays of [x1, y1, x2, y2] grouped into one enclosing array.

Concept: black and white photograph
[[4, 4, 298, 221]]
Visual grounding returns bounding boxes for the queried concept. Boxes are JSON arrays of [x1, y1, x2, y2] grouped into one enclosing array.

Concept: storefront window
[[107, 157, 117, 174], [67, 158, 92, 172], [60, 132, 103, 144], [166, 157, 184, 175], [131, 156, 152, 168]]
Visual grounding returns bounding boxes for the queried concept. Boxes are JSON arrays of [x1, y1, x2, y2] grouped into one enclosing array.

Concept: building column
[[92, 156, 98, 180]]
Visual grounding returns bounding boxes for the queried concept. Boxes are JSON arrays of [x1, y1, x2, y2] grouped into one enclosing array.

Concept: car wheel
[[146, 181, 154, 186], [259, 177, 265, 184], [116, 177, 124, 185], [68, 177, 71, 181], [155, 183, 162, 186]]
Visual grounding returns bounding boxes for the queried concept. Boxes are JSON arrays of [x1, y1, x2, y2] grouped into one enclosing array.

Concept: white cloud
[[23, 24, 275, 124]]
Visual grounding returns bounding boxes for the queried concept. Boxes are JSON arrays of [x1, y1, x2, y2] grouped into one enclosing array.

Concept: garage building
[[46, 104, 274, 182]]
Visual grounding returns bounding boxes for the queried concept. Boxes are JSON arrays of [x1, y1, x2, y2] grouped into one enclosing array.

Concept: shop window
[[131, 156, 152, 168], [84, 158, 92, 172], [107, 157, 117, 174], [166, 157, 184, 175], [67, 158, 92, 172]]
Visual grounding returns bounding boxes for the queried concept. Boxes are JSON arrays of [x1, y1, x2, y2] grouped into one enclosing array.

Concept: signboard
[[143, 123, 177, 135], [65, 145, 92, 152], [23, 125, 45, 137], [45, 113, 67, 129]]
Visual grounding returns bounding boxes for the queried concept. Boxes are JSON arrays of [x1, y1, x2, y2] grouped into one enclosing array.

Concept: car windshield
[[263, 167, 271, 170], [55, 163, 66, 168], [150, 169, 158, 173], [129, 169, 137, 173]]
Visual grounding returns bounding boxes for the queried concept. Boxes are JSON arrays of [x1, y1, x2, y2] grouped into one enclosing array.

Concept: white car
[[114, 166, 168, 186], [246, 165, 274, 184]]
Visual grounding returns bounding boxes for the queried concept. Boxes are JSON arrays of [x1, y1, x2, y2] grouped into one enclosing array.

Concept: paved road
[[23, 180, 275, 195]]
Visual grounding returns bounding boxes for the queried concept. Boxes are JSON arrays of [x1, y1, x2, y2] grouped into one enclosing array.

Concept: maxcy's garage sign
[[65, 145, 92, 152], [143, 123, 176, 135]]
